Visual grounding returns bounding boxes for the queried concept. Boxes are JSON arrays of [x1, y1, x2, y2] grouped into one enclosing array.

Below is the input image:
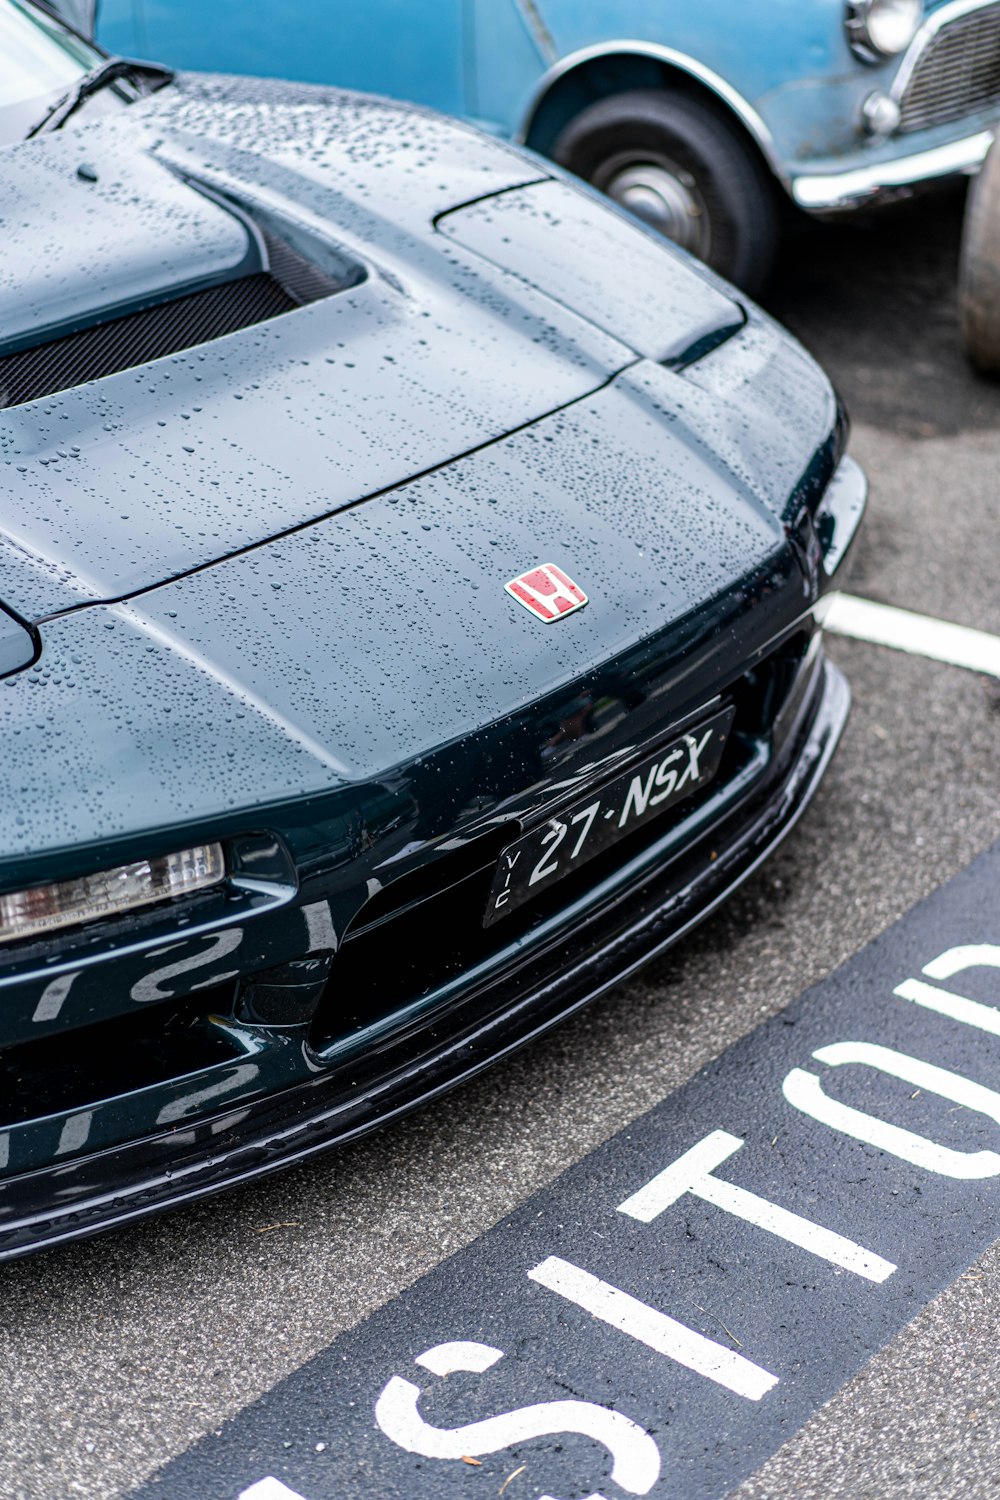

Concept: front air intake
[[0, 225, 362, 410]]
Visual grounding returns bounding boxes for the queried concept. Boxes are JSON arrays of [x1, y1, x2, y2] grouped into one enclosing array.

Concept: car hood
[[0, 332, 840, 865], [0, 75, 744, 620], [0, 77, 843, 866]]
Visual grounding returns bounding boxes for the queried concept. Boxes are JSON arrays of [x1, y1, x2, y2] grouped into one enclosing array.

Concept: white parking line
[[825, 594, 1000, 679]]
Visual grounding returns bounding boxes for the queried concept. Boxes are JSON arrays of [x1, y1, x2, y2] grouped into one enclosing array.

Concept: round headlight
[[847, 0, 923, 61]]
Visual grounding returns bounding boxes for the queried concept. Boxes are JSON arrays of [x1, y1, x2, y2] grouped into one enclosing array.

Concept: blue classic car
[[90, 0, 1000, 292]]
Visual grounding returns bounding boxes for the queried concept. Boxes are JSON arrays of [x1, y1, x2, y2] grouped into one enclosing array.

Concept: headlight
[[0, 843, 225, 945], [846, 0, 922, 61]]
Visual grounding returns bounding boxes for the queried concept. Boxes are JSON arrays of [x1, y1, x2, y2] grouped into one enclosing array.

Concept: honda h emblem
[[505, 564, 588, 622]]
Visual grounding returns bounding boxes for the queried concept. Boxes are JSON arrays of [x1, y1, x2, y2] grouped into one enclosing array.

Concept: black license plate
[[484, 706, 735, 927]]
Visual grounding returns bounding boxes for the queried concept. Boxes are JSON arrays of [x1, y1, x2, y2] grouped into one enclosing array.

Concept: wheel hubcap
[[603, 162, 709, 257]]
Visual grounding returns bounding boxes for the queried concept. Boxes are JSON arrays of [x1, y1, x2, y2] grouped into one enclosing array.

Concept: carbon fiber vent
[[0, 234, 356, 410]]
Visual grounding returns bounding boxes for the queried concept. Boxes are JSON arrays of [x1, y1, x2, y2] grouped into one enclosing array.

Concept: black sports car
[[0, 0, 866, 1257]]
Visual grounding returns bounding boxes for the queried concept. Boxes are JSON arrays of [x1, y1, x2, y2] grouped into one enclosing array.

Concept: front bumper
[[791, 127, 994, 212], [0, 649, 849, 1260]]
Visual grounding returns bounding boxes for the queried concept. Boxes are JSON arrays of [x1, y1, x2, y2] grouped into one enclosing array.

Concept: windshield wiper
[[26, 57, 174, 138]]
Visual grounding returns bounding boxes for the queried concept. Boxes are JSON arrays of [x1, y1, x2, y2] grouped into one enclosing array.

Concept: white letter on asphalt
[[896, 945, 1000, 1037], [617, 1130, 895, 1282], [375, 1339, 661, 1498], [238, 1481, 309, 1500], [528, 1256, 777, 1401], [783, 1041, 1000, 1179], [924, 945, 1000, 983]]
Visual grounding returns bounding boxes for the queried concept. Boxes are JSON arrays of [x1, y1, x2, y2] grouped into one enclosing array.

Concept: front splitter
[[0, 658, 849, 1260]]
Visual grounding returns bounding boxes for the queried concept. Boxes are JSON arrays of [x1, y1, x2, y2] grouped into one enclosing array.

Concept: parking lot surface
[[1, 189, 998, 1500]]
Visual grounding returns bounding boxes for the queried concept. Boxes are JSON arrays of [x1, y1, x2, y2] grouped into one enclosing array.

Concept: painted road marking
[[132, 840, 1000, 1500], [784, 1039, 1000, 1178], [895, 945, 1000, 1037], [618, 1129, 896, 1282], [239, 1484, 305, 1500], [825, 592, 1000, 678], [528, 1256, 778, 1400], [376, 1339, 662, 1497]]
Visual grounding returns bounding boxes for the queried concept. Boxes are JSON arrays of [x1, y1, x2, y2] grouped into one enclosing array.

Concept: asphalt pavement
[[1, 186, 998, 1500]]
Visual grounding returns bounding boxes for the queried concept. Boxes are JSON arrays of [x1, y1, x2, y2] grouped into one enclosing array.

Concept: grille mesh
[[0, 274, 295, 410], [260, 230, 352, 306], [0, 221, 358, 411], [898, 3, 1000, 132]]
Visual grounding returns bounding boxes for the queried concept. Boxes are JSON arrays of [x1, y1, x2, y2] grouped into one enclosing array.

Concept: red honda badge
[[505, 563, 588, 622]]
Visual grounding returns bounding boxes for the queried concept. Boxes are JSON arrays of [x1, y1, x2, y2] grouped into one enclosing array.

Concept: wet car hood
[[0, 339, 839, 864], [0, 74, 745, 619], [0, 77, 841, 866], [0, 130, 257, 358]]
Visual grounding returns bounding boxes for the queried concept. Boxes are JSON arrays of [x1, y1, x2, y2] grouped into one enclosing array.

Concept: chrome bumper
[[791, 128, 994, 213]]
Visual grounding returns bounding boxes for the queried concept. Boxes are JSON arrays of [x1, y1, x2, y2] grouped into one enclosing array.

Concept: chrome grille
[[898, 3, 1000, 132]]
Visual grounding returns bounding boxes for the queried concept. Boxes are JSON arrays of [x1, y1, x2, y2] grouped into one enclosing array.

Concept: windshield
[[0, 0, 106, 142]]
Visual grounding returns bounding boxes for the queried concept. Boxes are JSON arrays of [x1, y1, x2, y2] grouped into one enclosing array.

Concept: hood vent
[[0, 225, 361, 411]]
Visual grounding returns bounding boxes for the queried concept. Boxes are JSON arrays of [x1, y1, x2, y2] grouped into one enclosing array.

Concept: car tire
[[958, 138, 1000, 375], [551, 88, 780, 297]]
